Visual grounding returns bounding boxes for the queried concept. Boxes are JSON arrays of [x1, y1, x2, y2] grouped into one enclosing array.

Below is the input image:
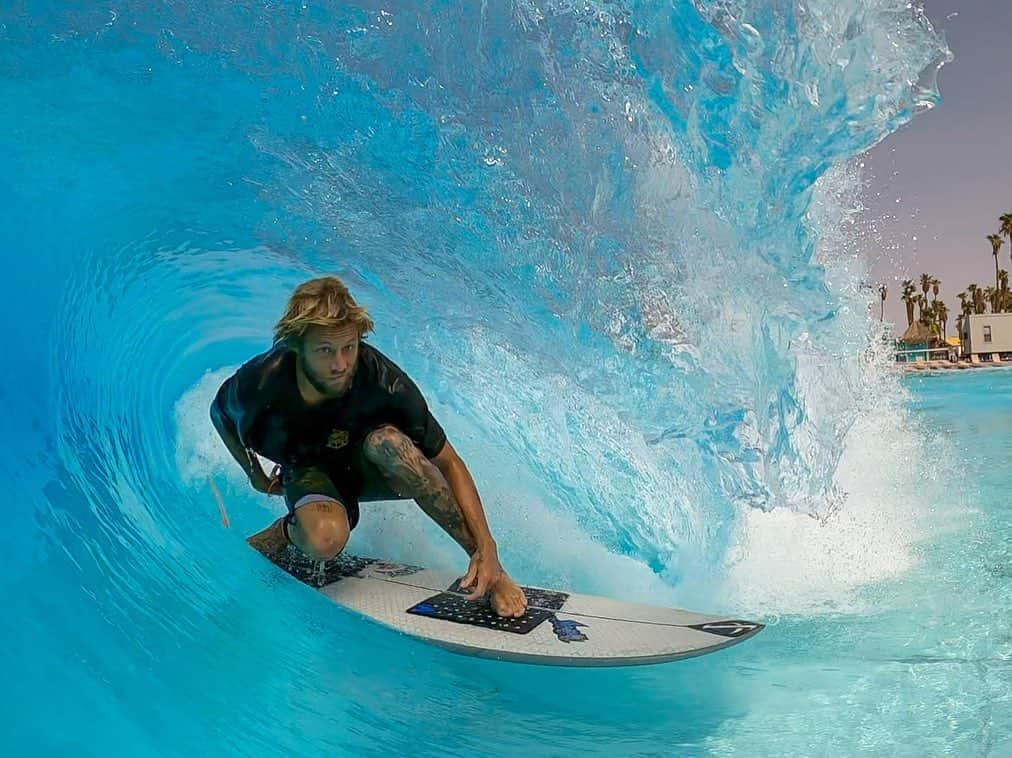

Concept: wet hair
[[273, 276, 374, 348]]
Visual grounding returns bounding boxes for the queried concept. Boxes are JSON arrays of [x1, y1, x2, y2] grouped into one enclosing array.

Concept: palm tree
[[1000, 213, 1012, 267], [984, 286, 997, 313], [988, 234, 1004, 291], [931, 277, 940, 301], [921, 300, 944, 343], [901, 279, 916, 326], [919, 273, 932, 305], [879, 284, 887, 321], [958, 291, 971, 317], [936, 301, 949, 340], [968, 283, 985, 315], [1000, 269, 1010, 312]]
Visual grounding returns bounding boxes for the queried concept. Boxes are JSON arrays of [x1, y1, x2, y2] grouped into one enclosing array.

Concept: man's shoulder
[[358, 342, 413, 395], [213, 344, 292, 438], [233, 344, 293, 397]]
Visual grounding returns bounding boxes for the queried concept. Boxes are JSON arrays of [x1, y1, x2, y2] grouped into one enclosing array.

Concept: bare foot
[[489, 572, 528, 618], [246, 517, 289, 561]]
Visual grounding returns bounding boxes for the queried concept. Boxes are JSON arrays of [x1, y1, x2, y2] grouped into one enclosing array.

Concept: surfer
[[210, 276, 528, 618]]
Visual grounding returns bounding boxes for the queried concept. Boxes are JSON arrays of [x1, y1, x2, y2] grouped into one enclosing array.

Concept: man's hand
[[460, 545, 503, 601], [249, 464, 281, 495], [461, 546, 528, 618]]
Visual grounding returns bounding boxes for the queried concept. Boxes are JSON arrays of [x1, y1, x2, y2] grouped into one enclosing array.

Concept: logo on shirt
[[326, 429, 350, 450]]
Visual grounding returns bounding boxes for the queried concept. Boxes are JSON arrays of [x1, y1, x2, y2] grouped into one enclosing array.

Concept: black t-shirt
[[212, 342, 446, 470]]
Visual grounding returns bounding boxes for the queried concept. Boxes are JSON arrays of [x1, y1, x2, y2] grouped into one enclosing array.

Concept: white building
[[959, 312, 1012, 358]]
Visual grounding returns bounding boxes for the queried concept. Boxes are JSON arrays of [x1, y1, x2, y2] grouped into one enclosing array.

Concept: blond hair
[[273, 276, 374, 347]]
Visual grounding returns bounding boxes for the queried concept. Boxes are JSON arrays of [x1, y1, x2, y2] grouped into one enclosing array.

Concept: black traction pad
[[406, 592, 553, 634], [405, 580, 572, 635]]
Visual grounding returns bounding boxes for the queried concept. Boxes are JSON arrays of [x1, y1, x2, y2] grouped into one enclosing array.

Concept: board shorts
[[280, 444, 404, 531]]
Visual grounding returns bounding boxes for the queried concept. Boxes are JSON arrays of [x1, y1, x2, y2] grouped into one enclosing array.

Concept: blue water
[[2, 1, 1008, 755]]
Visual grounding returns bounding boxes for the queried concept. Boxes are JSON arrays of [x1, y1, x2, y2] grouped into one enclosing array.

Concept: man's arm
[[430, 440, 497, 554], [384, 368, 519, 603], [209, 387, 273, 492]]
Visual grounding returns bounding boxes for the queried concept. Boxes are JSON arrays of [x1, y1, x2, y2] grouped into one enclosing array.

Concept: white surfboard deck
[[254, 548, 763, 667]]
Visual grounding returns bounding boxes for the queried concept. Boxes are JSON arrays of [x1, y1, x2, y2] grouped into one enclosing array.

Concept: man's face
[[297, 324, 360, 397]]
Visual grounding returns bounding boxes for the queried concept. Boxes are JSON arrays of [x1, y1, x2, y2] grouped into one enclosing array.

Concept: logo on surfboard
[[550, 615, 589, 643], [688, 620, 762, 638], [369, 562, 424, 578]]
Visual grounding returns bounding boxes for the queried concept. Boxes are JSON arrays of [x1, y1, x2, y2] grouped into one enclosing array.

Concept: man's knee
[[362, 425, 431, 498], [304, 526, 347, 561], [363, 425, 418, 468], [294, 502, 350, 560]]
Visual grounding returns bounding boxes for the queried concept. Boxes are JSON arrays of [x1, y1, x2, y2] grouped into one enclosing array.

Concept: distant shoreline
[[901, 359, 1012, 373]]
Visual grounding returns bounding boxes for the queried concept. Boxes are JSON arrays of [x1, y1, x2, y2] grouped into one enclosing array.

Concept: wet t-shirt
[[212, 342, 446, 472]]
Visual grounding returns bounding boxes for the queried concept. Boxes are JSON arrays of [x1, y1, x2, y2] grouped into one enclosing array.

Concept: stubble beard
[[298, 351, 354, 398]]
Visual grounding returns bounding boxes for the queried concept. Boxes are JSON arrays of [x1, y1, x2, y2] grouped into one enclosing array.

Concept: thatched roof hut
[[898, 320, 939, 346]]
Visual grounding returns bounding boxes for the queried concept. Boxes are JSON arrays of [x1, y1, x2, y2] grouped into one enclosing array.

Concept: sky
[[859, 0, 1012, 326]]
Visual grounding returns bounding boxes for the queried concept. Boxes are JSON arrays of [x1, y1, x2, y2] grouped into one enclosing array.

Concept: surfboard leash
[[208, 476, 231, 529]]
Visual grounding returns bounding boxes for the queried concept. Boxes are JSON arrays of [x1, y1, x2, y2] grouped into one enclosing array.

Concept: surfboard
[[252, 546, 764, 667]]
